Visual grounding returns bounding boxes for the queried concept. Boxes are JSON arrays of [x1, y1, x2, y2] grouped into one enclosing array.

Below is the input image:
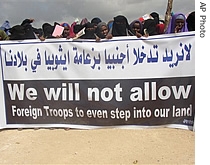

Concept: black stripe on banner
[[4, 76, 195, 127]]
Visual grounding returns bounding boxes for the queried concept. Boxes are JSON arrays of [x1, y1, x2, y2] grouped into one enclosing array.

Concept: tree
[[164, 0, 173, 32]]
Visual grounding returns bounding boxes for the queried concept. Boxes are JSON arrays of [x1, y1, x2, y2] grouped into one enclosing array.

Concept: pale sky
[[0, 0, 195, 28]]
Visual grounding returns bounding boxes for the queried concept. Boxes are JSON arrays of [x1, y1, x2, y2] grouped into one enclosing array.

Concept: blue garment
[[165, 13, 188, 34], [0, 20, 11, 35]]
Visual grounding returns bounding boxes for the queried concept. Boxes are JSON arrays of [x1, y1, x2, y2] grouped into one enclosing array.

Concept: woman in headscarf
[[150, 12, 165, 34], [60, 22, 76, 39], [42, 22, 55, 39], [10, 19, 39, 40], [129, 19, 143, 38], [9, 25, 26, 40], [186, 11, 195, 31], [91, 17, 102, 29], [142, 19, 158, 36], [80, 22, 96, 39], [165, 13, 188, 34], [107, 15, 134, 39], [73, 24, 83, 34], [21, 18, 43, 39], [95, 22, 109, 41]]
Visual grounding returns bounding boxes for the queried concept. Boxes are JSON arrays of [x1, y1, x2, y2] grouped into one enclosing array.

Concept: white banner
[[0, 32, 195, 130]]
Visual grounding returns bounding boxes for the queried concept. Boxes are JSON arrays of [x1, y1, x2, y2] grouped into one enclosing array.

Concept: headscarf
[[42, 23, 55, 38], [60, 23, 70, 28], [96, 22, 108, 39], [80, 18, 89, 25], [9, 25, 26, 40], [129, 19, 143, 35], [80, 22, 96, 39], [165, 13, 188, 34], [186, 11, 195, 31], [60, 22, 72, 38], [70, 21, 77, 38], [150, 12, 160, 25], [150, 12, 165, 34], [73, 24, 83, 34], [143, 19, 158, 36], [21, 19, 36, 39], [0, 20, 11, 35], [111, 15, 133, 36], [91, 17, 102, 25]]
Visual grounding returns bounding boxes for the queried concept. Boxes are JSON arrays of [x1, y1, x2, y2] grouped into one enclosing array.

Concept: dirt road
[[0, 128, 194, 164]]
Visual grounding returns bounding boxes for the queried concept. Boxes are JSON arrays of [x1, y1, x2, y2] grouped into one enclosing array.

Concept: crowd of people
[[0, 11, 195, 41]]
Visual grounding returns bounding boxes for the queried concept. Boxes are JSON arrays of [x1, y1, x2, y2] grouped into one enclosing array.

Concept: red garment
[[70, 22, 77, 38], [156, 23, 165, 34], [60, 22, 76, 38]]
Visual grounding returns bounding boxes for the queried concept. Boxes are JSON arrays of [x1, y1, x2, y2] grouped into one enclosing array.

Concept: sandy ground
[[0, 127, 194, 165]]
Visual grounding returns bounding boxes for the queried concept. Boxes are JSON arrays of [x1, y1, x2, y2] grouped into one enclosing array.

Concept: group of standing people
[[0, 11, 195, 41]]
